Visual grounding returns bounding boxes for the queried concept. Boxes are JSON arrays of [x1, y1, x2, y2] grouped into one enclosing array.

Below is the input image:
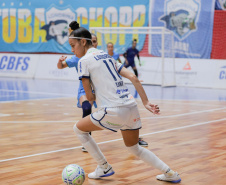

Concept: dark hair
[[91, 33, 97, 39], [69, 21, 92, 45], [107, 42, 113, 46], [133, 39, 137, 42]]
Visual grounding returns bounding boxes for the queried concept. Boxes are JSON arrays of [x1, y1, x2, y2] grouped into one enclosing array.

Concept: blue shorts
[[124, 60, 135, 68], [77, 81, 97, 108]]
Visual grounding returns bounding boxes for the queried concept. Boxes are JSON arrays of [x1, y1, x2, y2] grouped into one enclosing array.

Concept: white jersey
[[78, 48, 137, 108]]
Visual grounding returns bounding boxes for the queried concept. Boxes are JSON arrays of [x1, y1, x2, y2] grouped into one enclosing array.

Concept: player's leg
[[132, 65, 138, 77], [79, 95, 92, 152], [73, 115, 114, 179], [121, 129, 181, 183], [79, 95, 92, 118], [123, 59, 130, 68]]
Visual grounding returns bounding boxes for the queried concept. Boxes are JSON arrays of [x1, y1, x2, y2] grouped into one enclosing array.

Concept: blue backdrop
[[0, 0, 217, 58], [150, 0, 215, 58], [0, 0, 149, 54]]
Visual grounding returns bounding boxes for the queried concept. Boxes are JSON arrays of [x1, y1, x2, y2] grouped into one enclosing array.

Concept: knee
[[73, 123, 90, 143], [73, 122, 80, 134], [73, 122, 85, 135], [127, 143, 141, 156]]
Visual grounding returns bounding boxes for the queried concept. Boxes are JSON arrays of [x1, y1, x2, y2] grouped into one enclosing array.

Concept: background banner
[[35, 54, 78, 80], [0, 53, 39, 78], [215, 0, 226, 10], [149, 0, 215, 58], [0, 0, 149, 54]]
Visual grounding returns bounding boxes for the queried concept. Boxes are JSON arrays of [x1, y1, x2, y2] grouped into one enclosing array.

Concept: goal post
[[89, 27, 176, 87]]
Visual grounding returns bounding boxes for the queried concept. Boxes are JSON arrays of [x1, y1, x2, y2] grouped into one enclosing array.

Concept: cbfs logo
[[219, 66, 226, 80], [160, 0, 200, 40], [0, 56, 29, 71], [41, 6, 75, 45]]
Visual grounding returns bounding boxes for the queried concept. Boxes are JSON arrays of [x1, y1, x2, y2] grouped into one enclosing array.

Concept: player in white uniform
[[69, 21, 181, 183]]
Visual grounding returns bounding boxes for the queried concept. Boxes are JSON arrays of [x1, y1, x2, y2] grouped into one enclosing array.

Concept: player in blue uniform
[[57, 33, 98, 152], [107, 42, 148, 147], [106, 42, 122, 63], [123, 39, 141, 78]]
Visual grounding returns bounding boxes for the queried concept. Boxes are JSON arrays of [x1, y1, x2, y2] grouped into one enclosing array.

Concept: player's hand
[[58, 55, 67, 63], [125, 59, 129, 65], [144, 102, 160, 115]]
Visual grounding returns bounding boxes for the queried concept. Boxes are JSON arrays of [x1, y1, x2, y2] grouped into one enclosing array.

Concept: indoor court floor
[[0, 77, 226, 185]]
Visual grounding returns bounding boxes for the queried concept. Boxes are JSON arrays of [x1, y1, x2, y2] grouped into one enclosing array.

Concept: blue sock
[[82, 100, 92, 135]]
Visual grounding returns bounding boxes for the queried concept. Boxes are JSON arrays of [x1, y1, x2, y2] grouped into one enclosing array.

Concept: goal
[[89, 27, 176, 87]]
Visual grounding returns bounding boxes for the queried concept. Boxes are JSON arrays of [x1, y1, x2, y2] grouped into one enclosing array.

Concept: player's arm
[[78, 59, 95, 101], [117, 57, 122, 63], [137, 53, 141, 66], [119, 67, 159, 115], [82, 78, 96, 101], [57, 55, 68, 69], [123, 51, 127, 59], [123, 51, 128, 65]]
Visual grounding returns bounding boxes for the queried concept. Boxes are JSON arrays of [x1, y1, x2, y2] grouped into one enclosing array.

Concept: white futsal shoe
[[156, 171, 181, 183], [88, 164, 115, 179]]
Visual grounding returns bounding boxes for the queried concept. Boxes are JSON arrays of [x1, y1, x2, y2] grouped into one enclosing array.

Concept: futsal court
[[0, 77, 226, 185]]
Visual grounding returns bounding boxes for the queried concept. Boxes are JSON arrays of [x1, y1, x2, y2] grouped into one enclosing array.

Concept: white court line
[[1, 89, 225, 104], [0, 95, 17, 98], [139, 100, 225, 107], [141, 107, 226, 119], [149, 98, 226, 102], [0, 121, 75, 123], [0, 106, 225, 124], [0, 96, 74, 104], [0, 118, 225, 163], [0, 113, 10, 117], [0, 89, 74, 96]]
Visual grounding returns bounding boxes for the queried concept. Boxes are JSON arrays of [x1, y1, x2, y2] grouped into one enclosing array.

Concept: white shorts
[[90, 105, 142, 132]]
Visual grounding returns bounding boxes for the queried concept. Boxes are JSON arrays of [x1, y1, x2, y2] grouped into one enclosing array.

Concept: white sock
[[73, 124, 107, 166], [127, 143, 169, 173]]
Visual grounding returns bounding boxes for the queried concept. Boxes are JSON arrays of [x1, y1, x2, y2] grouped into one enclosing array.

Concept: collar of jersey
[[87, 47, 97, 54]]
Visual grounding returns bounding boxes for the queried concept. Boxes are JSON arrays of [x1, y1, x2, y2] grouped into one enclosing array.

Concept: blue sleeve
[[65, 55, 80, 71], [115, 53, 119, 60], [113, 52, 119, 60]]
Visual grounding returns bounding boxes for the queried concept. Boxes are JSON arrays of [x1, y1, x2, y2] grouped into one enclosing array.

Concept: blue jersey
[[125, 47, 139, 63], [111, 52, 119, 61], [65, 55, 80, 71]]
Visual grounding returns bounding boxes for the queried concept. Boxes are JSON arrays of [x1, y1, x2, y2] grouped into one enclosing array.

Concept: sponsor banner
[[121, 56, 171, 85], [0, 0, 149, 54], [175, 58, 215, 87], [35, 54, 78, 80], [149, 0, 215, 58], [123, 57, 226, 89], [215, 0, 226, 10], [213, 60, 226, 89], [0, 53, 39, 78]]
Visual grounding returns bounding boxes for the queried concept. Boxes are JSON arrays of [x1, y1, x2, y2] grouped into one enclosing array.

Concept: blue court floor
[[0, 77, 226, 102]]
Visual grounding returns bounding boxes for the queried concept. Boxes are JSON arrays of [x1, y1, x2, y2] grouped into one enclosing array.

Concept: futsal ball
[[62, 164, 85, 185]]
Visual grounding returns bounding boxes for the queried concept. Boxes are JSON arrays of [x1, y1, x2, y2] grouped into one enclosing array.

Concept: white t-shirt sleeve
[[78, 59, 90, 80]]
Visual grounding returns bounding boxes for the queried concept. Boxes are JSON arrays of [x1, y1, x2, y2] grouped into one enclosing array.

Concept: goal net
[[89, 27, 176, 87]]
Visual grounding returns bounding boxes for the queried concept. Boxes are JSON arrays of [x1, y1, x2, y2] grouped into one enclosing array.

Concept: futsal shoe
[[138, 138, 148, 147], [88, 164, 115, 179], [156, 172, 181, 183], [81, 147, 88, 152]]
